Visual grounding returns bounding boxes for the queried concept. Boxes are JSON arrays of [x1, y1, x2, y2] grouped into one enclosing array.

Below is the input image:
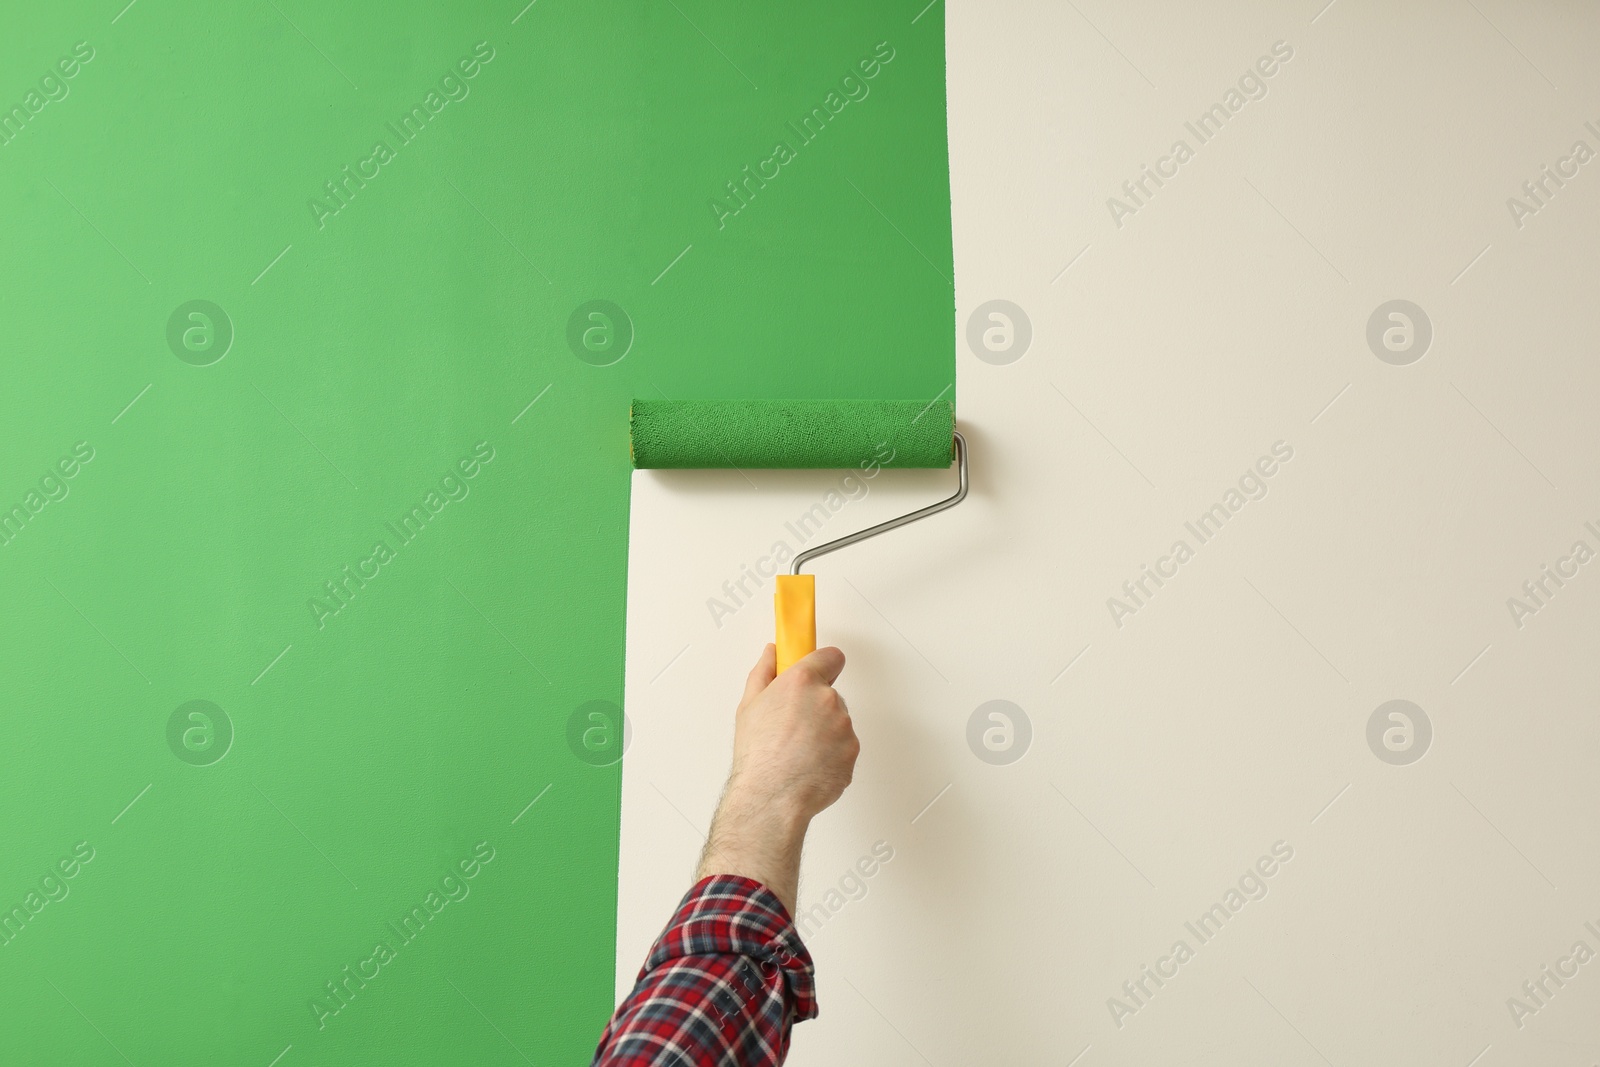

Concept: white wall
[[620, 2, 1600, 1063]]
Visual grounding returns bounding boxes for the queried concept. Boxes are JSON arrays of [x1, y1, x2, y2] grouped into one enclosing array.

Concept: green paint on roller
[[631, 399, 954, 469]]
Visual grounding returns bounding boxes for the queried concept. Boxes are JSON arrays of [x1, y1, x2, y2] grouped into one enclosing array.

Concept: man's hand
[[695, 644, 859, 915], [730, 644, 858, 821]]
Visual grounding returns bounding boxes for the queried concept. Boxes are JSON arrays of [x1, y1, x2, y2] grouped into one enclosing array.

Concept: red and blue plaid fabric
[[593, 875, 818, 1066]]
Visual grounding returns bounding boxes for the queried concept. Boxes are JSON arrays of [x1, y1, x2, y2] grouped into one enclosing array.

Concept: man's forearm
[[696, 778, 809, 915]]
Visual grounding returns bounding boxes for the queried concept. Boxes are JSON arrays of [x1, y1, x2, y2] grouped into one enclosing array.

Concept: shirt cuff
[[640, 874, 818, 1022]]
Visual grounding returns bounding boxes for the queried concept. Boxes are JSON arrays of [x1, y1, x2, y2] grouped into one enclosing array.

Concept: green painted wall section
[[0, 1, 952, 1062]]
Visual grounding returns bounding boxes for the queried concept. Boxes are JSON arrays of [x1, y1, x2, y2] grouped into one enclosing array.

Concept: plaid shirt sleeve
[[593, 875, 818, 1067]]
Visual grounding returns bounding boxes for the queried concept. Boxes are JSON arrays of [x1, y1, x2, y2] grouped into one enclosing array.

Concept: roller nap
[[630, 399, 954, 469]]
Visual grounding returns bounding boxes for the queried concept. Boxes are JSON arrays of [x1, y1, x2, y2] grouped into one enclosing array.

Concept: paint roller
[[630, 399, 967, 672]]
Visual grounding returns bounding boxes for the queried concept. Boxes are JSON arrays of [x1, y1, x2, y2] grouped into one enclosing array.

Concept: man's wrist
[[721, 774, 810, 837]]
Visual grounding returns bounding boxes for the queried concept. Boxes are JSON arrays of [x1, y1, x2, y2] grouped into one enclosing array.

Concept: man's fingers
[[741, 643, 777, 704], [794, 646, 846, 686]]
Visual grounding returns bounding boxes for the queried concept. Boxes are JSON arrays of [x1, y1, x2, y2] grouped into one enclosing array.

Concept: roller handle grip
[[774, 574, 816, 674]]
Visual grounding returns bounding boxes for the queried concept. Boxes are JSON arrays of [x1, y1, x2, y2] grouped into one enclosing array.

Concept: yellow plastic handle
[[774, 574, 816, 674]]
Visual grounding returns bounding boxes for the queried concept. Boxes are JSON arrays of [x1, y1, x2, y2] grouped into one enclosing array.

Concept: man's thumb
[[793, 646, 846, 685]]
